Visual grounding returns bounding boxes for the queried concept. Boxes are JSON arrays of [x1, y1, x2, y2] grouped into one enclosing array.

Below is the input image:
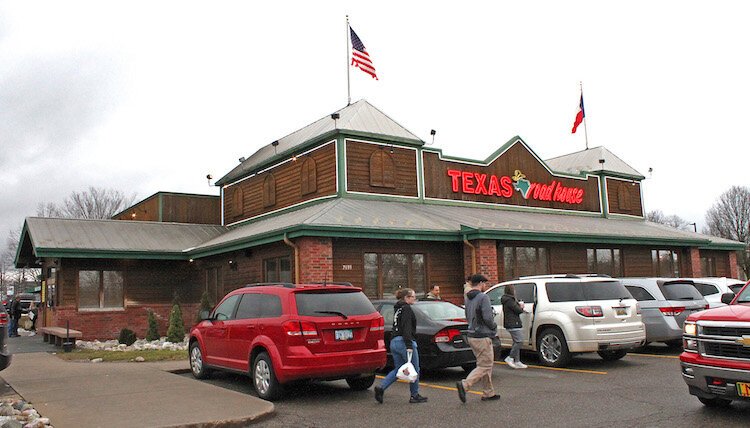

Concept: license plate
[[737, 382, 750, 397], [614, 307, 627, 316], [335, 329, 353, 341]]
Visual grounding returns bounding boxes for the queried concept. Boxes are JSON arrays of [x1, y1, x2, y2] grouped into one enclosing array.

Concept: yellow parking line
[[628, 352, 680, 360], [375, 375, 483, 395], [493, 361, 608, 375]]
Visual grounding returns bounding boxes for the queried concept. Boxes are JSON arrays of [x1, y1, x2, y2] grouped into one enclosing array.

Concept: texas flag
[[571, 94, 585, 134]]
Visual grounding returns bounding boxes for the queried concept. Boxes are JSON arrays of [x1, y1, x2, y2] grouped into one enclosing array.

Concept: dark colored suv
[[188, 283, 386, 400]]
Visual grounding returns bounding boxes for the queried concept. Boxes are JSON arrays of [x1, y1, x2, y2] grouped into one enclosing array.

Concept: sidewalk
[[1, 336, 275, 427]]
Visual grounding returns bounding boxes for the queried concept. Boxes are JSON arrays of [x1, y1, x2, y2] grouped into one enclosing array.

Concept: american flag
[[350, 26, 378, 80]]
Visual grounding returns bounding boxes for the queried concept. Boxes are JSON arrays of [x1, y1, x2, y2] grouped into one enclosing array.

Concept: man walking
[[456, 274, 500, 402]]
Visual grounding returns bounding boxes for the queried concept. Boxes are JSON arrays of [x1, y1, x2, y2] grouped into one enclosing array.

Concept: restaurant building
[[15, 100, 744, 339]]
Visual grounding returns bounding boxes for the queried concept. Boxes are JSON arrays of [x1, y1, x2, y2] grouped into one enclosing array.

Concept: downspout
[[463, 236, 477, 274], [283, 233, 300, 283]]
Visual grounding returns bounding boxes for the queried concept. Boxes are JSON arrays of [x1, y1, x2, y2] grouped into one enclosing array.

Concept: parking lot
[[184, 344, 749, 427]]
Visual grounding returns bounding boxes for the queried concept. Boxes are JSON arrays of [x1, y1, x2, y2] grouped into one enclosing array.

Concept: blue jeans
[[380, 336, 420, 397], [508, 328, 524, 362], [9, 318, 18, 337]]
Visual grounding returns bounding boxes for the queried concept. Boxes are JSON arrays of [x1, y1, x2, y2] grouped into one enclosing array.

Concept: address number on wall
[[342, 264, 353, 270]]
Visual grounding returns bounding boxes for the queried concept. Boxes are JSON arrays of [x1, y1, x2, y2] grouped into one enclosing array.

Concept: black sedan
[[372, 299, 476, 372]]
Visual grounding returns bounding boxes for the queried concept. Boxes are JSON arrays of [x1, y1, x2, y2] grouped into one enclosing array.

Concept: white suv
[[486, 275, 646, 367]]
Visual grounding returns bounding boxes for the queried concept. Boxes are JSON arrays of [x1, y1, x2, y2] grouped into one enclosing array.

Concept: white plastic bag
[[396, 349, 418, 383]]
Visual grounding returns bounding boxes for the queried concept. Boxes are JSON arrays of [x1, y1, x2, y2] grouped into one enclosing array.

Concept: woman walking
[[501, 284, 528, 369], [374, 288, 428, 404]]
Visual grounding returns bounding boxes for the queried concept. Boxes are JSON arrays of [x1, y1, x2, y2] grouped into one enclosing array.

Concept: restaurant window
[[700, 256, 716, 277], [264, 256, 292, 283], [363, 252, 425, 298], [78, 270, 124, 309], [652, 250, 680, 277], [587, 248, 623, 277], [502, 246, 549, 281]]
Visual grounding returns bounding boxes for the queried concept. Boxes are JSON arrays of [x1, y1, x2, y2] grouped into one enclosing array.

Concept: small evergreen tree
[[118, 328, 137, 346], [195, 290, 212, 323], [166, 302, 185, 343], [146, 310, 160, 341]]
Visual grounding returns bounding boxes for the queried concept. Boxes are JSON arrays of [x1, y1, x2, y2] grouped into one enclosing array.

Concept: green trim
[[13, 221, 31, 267], [599, 171, 646, 181], [698, 243, 747, 251], [32, 248, 187, 260]]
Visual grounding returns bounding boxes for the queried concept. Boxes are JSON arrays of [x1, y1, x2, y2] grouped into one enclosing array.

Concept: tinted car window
[[735, 286, 750, 303], [487, 286, 504, 305], [414, 301, 465, 321], [296, 291, 375, 316], [379, 304, 395, 325], [729, 284, 745, 294], [692, 282, 718, 296], [236, 293, 282, 319], [625, 286, 655, 301], [546, 281, 630, 302], [659, 281, 705, 300], [213, 294, 240, 321], [515, 283, 535, 302]]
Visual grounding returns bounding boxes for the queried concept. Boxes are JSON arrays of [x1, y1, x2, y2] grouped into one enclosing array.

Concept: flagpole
[[581, 81, 589, 150], [346, 15, 351, 106]]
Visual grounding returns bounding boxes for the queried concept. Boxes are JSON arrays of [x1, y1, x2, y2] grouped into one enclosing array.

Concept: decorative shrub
[[118, 328, 137, 346], [146, 310, 160, 341], [195, 290, 212, 323], [166, 303, 185, 343]]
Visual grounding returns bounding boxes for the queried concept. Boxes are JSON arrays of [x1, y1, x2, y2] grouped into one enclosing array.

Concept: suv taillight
[[0, 312, 7, 326], [659, 307, 685, 316], [575, 306, 603, 317], [636, 303, 642, 315], [282, 320, 318, 337], [434, 328, 462, 343], [370, 317, 384, 332]]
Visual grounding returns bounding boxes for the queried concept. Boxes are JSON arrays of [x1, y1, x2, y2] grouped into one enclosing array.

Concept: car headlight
[[683, 321, 697, 336]]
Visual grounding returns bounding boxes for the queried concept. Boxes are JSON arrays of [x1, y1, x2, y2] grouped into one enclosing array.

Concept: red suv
[[188, 283, 386, 400]]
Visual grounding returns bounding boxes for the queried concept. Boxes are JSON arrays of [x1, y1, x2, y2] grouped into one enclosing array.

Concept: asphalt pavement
[[1, 334, 275, 427]]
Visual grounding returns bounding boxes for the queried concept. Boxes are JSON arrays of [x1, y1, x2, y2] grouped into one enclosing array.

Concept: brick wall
[[462, 239, 497, 284], [44, 303, 200, 341], [687, 247, 702, 277], [298, 237, 333, 283], [729, 251, 739, 279]]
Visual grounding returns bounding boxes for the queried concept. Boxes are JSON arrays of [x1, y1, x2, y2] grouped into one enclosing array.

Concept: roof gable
[[216, 100, 423, 186], [545, 146, 644, 179]]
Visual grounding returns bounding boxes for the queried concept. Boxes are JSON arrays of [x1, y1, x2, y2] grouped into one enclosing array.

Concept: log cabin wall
[[223, 141, 337, 225], [160, 194, 221, 224], [113, 196, 160, 221], [423, 143, 601, 213], [345, 140, 419, 197], [606, 177, 644, 217]]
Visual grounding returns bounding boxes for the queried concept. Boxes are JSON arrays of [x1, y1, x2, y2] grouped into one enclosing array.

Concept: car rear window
[[691, 282, 718, 296], [295, 291, 376, 316], [625, 286, 655, 301], [414, 301, 466, 321], [659, 281, 705, 300], [546, 281, 631, 302]]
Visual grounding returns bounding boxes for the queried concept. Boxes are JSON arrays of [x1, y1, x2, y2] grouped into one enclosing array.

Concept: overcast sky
[[1, 1, 748, 248]]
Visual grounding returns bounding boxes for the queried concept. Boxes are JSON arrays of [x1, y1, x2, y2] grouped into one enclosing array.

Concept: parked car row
[[189, 275, 745, 400]]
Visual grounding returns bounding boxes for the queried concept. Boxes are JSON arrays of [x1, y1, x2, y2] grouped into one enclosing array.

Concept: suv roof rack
[[517, 274, 612, 280], [242, 283, 297, 289], [308, 282, 354, 287]]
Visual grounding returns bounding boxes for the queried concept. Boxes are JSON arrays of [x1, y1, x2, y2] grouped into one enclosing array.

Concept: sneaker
[[504, 356, 519, 368], [515, 361, 528, 369], [481, 394, 501, 401], [374, 386, 384, 404], [456, 381, 466, 403], [409, 394, 428, 403]]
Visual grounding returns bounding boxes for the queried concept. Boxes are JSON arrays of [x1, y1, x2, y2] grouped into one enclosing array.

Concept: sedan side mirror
[[199, 310, 211, 321], [720, 292, 735, 305]]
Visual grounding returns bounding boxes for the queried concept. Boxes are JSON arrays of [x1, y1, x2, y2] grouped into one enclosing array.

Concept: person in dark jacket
[[9, 296, 22, 337], [374, 288, 428, 404], [457, 274, 501, 402], [501, 284, 527, 369]]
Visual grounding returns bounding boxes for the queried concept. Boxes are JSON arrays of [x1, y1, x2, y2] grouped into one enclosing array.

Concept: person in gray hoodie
[[456, 274, 500, 402]]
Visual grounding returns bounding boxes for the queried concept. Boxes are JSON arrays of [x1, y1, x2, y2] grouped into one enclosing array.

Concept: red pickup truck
[[680, 280, 750, 407]]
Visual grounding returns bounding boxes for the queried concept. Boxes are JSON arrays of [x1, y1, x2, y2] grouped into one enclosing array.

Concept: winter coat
[[392, 300, 417, 349], [465, 289, 497, 338], [501, 294, 524, 329]]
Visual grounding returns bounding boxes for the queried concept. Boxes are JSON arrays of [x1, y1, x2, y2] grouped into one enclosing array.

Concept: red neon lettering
[[447, 169, 462, 192], [461, 171, 475, 193], [474, 173, 488, 195], [500, 176, 513, 197], [488, 176, 501, 196]]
